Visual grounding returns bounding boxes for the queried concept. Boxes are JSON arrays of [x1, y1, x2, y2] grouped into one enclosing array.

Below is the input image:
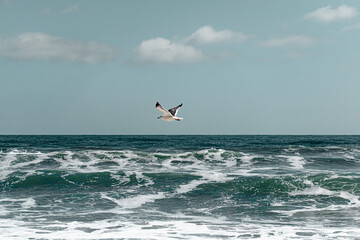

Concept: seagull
[[156, 102, 183, 121]]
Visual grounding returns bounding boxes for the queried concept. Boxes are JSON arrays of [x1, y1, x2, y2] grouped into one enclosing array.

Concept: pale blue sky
[[1, 0, 360, 134]]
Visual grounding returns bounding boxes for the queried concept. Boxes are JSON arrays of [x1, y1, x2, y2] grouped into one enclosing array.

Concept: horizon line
[[1, 134, 360, 136]]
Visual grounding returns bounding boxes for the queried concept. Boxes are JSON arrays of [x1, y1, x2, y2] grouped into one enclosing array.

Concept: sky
[[1, 0, 360, 135]]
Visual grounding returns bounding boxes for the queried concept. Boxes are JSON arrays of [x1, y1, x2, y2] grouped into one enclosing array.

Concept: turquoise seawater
[[1, 135, 360, 239]]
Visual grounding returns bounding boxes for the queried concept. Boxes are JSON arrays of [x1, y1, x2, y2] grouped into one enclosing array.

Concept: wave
[[0, 148, 359, 190], [1, 147, 358, 171], [2, 169, 359, 203], [1, 148, 360, 222], [2, 136, 360, 240]]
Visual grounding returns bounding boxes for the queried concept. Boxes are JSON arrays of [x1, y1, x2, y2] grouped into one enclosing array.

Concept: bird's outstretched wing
[[156, 102, 172, 116], [168, 103, 183, 116]]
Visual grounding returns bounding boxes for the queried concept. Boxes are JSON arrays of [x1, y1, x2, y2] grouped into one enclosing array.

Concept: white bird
[[156, 102, 183, 121]]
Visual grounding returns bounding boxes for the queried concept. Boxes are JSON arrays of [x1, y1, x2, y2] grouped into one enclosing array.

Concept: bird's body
[[156, 102, 183, 121], [158, 116, 182, 121]]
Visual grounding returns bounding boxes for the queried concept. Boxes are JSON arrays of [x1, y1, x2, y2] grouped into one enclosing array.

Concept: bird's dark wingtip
[[156, 102, 160, 107]]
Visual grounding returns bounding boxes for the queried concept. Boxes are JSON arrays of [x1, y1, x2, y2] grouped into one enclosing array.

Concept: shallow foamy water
[[1, 135, 360, 239]]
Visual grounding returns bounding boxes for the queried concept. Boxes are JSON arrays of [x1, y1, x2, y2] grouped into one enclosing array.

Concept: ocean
[[0, 135, 360, 239]]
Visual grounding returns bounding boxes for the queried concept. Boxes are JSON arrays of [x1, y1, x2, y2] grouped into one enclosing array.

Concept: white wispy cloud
[[61, 4, 80, 14], [0, 32, 117, 63], [135, 37, 206, 63], [184, 25, 249, 44], [305, 5, 358, 22], [261, 35, 317, 47], [134, 25, 249, 63], [342, 22, 360, 31]]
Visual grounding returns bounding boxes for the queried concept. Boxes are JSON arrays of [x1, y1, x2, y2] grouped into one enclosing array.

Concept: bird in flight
[[156, 102, 183, 121]]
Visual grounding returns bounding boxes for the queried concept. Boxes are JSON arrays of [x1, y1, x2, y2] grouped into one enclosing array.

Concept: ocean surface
[[1, 135, 360, 240]]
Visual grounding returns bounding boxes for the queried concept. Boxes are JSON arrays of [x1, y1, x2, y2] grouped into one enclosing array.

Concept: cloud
[[134, 25, 250, 63], [261, 35, 317, 47], [0, 32, 117, 63], [61, 4, 80, 14], [342, 22, 360, 31], [135, 37, 206, 63], [184, 25, 249, 44], [305, 5, 358, 22]]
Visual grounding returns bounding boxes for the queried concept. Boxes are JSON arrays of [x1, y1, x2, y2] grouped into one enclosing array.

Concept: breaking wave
[[1, 135, 360, 239]]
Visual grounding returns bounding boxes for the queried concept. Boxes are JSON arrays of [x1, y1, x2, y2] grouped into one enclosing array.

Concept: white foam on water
[[51, 150, 113, 174], [0, 150, 21, 180], [202, 170, 234, 182], [325, 146, 347, 151], [1, 149, 271, 180], [239, 154, 256, 165], [278, 155, 306, 169], [0, 202, 10, 217], [175, 179, 208, 194], [20, 197, 36, 209], [2, 148, 354, 183], [284, 147, 299, 153], [100, 192, 166, 209], [174, 169, 236, 197], [14, 152, 48, 168], [2, 214, 360, 240], [324, 174, 359, 181], [0, 150, 51, 181], [277, 179, 360, 216], [339, 191, 360, 207], [0, 197, 36, 218], [102, 167, 235, 210], [99, 163, 238, 211], [271, 201, 286, 207], [290, 185, 334, 196], [289, 179, 360, 205], [344, 153, 356, 160], [161, 149, 242, 170]]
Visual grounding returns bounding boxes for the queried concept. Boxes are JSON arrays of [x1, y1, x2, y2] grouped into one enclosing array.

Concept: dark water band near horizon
[[1, 135, 360, 239]]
